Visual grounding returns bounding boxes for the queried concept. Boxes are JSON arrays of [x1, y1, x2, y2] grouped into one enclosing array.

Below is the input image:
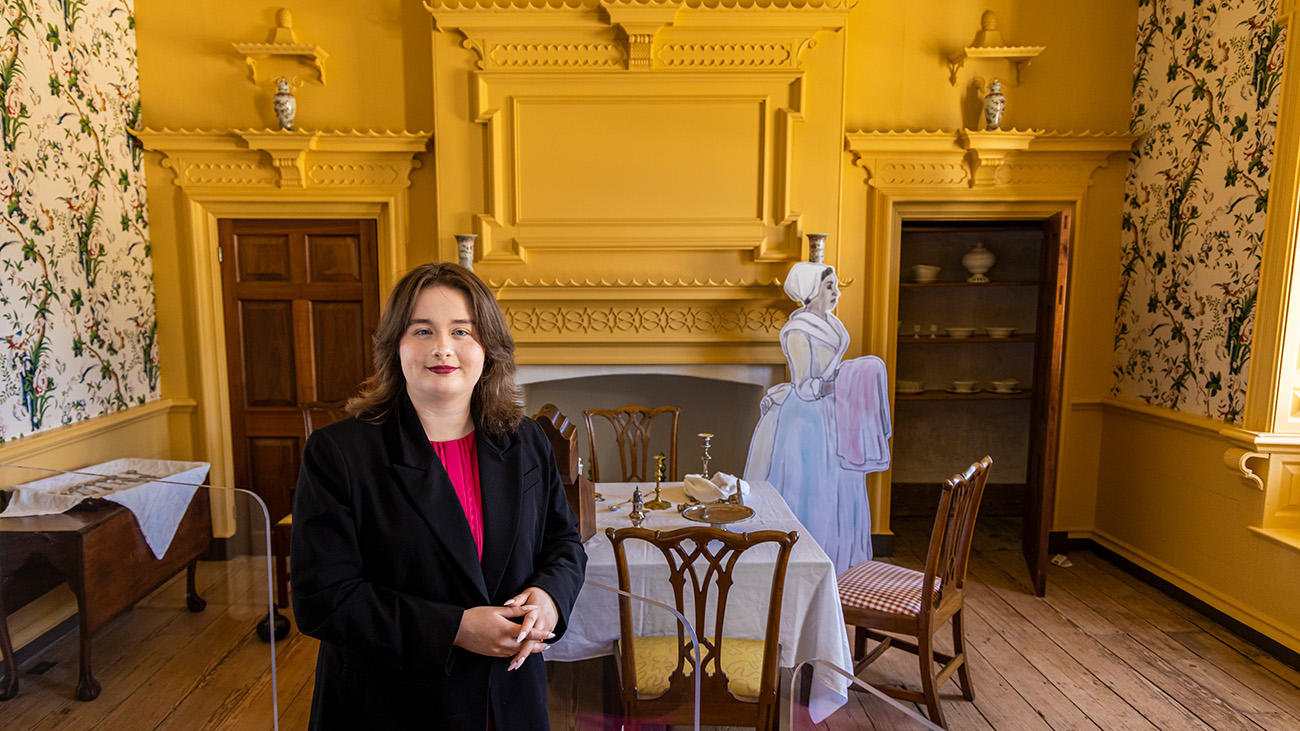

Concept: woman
[[744, 262, 891, 573], [291, 262, 587, 729]]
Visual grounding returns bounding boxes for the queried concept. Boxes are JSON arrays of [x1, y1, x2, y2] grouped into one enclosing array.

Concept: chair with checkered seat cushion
[[607, 525, 798, 731], [839, 457, 991, 729]]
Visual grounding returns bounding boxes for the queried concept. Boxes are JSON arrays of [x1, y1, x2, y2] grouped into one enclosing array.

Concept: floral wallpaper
[[0, 0, 156, 441], [1113, 0, 1285, 423]]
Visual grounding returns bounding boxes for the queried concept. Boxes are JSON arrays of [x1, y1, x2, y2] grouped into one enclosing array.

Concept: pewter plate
[[682, 503, 755, 526]]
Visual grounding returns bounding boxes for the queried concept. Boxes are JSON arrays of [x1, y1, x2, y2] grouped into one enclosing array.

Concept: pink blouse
[[430, 431, 483, 559]]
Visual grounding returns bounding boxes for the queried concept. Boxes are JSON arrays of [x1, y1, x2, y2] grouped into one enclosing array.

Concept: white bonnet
[[783, 261, 836, 304]]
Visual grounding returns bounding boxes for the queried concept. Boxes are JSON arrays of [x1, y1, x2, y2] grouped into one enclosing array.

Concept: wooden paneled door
[[1024, 210, 1072, 597], [219, 219, 379, 524]]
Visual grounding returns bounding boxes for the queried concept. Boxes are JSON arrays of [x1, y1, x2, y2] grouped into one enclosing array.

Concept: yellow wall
[[1093, 403, 1300, 650], [128, 0, 1299, 654], [836, 1, 1138, 533]]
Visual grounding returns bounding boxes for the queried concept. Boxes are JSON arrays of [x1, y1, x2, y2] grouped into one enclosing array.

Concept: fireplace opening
[[521, 372, 770, 482]]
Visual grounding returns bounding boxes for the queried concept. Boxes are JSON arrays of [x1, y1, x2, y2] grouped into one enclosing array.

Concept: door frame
[[863, 197, 1080, 591], [173, 198, 404, 538]]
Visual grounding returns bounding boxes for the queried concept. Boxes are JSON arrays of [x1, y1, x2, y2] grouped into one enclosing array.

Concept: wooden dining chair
[[837, 456, 992, 728], [606, 525, 798, 731], [261, 399, 349, 641], [583, 405, 680, 482]]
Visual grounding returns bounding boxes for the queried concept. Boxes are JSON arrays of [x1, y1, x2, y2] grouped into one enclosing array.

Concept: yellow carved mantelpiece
[[426, 0, 853, 71], [428, 0, 854, 366]]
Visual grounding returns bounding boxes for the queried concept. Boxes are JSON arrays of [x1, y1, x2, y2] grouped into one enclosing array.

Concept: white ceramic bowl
[[951, 379, 978, 393], [991, 378, 1020, 393], [986, 326, 1016, 339], [912, 264, 941, 283], [945, 327, 976, 339], [895, 379, 923, 393]]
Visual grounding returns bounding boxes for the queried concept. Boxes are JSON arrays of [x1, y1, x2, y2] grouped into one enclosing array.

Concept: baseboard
[[12, 615, 78, 671], [1070, 537, 1300, 672], [871, 533, 894, 557]]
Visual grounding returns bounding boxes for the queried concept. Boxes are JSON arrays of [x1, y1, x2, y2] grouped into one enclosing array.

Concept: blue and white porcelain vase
[[983, 79, 1006, 131], [273, 77, 296, 131]]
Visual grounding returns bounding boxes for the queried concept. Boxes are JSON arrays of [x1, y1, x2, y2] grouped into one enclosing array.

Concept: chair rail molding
[[131, 127, 429, 528]]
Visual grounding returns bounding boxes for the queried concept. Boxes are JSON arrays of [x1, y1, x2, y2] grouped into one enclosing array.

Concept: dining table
[[547, 479, 854, 724]]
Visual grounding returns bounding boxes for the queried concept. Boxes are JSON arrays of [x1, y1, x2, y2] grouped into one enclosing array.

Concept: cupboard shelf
[[900, 281, 1039, 288], [895, 389, 1033, 401], [898, 334, 1037, 344]]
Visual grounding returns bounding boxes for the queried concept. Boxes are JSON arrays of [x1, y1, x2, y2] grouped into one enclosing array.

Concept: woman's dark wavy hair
[[346, 262, 524, 434]]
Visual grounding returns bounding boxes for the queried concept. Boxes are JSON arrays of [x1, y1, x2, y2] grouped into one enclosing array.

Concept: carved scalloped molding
[[845, 129, 1140, 192], [502, 302, 791, 340], [130, 128, 431, 190], [425, 0, 850, 70]]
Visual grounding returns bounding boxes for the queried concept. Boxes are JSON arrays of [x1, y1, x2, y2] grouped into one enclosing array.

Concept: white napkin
[[683, 472, 751, 502]]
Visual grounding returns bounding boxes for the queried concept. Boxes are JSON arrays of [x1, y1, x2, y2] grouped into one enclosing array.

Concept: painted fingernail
[[504, 599, 515, 606], [547, 632, 556, 639], [517, 631, 526, 643]]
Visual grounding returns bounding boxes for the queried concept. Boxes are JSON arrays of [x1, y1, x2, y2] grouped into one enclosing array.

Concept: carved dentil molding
[[131, 129, 432, 191], [425, 0, 851, 70], [845, 129, 1140, 192], [502, 302, 790, 340]]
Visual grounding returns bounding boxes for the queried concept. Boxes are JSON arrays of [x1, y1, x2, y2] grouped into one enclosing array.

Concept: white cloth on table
[[548, 480, 853, 724], [682, 471, 751, 502], [1, 458, 211, 558]]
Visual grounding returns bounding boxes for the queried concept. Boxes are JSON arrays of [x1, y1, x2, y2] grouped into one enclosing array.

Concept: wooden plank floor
[[4, 518, 1298, 729]]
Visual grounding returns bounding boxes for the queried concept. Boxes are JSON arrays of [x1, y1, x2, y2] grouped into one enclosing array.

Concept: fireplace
[[518, 365, 783, 482]]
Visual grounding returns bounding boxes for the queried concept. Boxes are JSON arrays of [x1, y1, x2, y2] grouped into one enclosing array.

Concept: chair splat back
[[921, 457, 992, 613], [584, 405, 680, 482], [606, 525, 797, 729]]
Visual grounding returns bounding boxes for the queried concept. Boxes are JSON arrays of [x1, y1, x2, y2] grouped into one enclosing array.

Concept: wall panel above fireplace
[[427, 0, 852, 365]]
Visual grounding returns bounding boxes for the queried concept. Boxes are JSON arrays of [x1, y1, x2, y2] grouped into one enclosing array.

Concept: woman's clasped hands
[[453, 586, 559, 672]]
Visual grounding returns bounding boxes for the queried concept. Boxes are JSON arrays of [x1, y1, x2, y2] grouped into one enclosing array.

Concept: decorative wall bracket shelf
[[846, 129, 1139, 192], [130, 128, 431, 191], [232, 8, 329, 85], [947, 10, 1043, 86]]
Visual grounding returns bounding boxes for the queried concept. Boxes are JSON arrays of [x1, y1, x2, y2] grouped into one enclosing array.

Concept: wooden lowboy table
[[0, 493, 211, 701]]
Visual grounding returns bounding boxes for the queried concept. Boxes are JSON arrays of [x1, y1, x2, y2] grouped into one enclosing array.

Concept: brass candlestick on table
[[644, 452, 672, 510], [697, 432, 714, 476]]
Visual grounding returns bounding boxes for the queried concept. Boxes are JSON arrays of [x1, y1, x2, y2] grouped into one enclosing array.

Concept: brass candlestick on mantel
[[644, 453, 672, 510], [698, 432, 714, 476]]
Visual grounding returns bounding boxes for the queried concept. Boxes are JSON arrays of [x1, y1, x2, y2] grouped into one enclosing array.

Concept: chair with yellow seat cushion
[[607, 526, 798, 731], [624, 635, 767, 699]]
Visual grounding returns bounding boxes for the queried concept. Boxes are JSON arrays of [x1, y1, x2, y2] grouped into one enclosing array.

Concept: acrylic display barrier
[[548, 578, 703, 729], [0, 463, 280, 729], [790, 659, 943, 730]]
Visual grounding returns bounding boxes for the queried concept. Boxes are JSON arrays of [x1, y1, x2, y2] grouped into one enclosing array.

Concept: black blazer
[[291, 392, 587, 730]]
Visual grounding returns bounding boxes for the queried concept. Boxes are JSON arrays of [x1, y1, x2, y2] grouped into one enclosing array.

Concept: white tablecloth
[[1, 458, 210, 558], [548, 480, 853, 723]]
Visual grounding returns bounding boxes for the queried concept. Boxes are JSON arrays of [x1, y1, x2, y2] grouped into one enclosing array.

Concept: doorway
[[890, 213, 1071, 595], [218, 219, 380, 525]]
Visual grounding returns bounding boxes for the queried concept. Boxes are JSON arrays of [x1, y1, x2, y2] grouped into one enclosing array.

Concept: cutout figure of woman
[[745, 262, 891, 573]]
